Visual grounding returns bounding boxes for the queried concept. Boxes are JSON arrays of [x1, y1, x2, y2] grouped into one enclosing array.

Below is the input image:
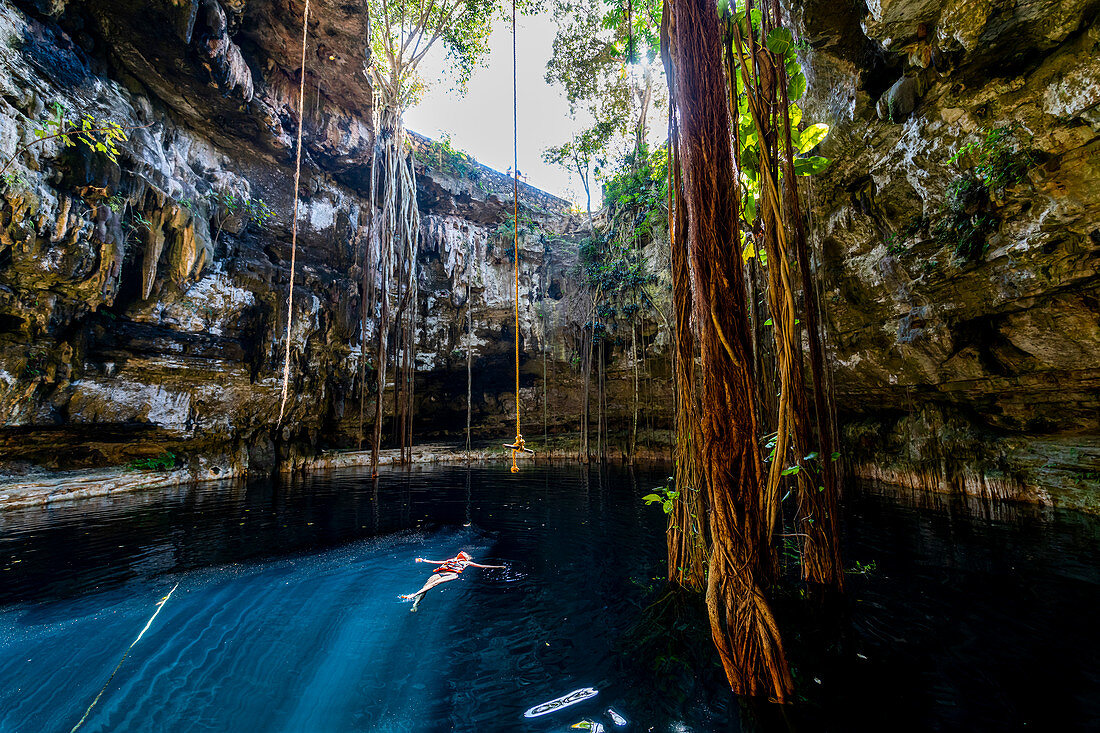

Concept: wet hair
[[457, 551, 472, 561]]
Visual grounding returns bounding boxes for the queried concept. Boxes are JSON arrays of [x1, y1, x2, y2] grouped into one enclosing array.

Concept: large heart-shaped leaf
[[787, 71, 807, 102], [793, 155, 831, 175], [765, 27, 794, 56], [797, 123, 829, 153]]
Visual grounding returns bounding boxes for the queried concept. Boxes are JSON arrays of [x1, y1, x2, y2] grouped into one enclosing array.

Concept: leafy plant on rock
[[0, 102, 141, 180], [125, 450, 179, 472], [416, 133, 481, 181], [933, 125, 1035, 262], [948, 124, 1035, 194]]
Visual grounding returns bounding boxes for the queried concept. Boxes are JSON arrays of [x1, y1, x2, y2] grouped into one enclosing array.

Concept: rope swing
[[277, 0, 311, 426], [502, 0, 533, 473]]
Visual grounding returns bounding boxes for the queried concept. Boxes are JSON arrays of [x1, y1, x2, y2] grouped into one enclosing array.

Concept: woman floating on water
[[401, 551, 504, 611]]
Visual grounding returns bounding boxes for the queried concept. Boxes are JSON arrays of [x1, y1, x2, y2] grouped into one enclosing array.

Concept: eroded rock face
[[795, 0, 1100, 509], [0, 0, 671, 474]]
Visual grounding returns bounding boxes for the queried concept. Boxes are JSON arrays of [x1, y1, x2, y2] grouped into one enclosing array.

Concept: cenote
[[1, 463, 1098, 732]]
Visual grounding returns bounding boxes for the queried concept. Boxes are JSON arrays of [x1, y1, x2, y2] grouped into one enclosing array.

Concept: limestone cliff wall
[[0, 0, 671, 477], [795, 0, 1100, 509], [9, 0, 1093, 512]]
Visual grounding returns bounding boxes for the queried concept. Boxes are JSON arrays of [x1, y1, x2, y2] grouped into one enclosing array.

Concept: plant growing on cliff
[[1, 171, 29, 193], [125, 451, 178, 472], [543, 121, 615, 229], [948, 124, 1035, 194], [0, 102, 144, 181], [933, 125, 1034, 262], [933, 173, 997, 261], [21, 348, 49, 379], [416, 133, 481, 180]]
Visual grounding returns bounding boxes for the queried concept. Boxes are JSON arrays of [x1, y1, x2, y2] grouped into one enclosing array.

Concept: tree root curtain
[[663, 0, 793, 702]]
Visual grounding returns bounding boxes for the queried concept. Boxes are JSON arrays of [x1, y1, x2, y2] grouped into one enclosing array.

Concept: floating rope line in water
[[277, 0, 312, 426], [70, 583, 179, 732]]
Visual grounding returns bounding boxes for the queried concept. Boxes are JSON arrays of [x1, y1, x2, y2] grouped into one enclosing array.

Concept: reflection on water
[[0, 465, 1097, 731]]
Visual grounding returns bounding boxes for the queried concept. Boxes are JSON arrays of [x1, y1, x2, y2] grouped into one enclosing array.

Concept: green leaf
[[736, 8, 762, 37], [797, 123, 829, 153], [831, 451, 842, 461], [785, 55, 801, 78], [765, 28, 794, 56], [805, 451, 819, 460], [663, 502, 673, 514], [763, 318, 773, 326], [741, 241, 756, 261], [740, 144, 759, 174], [781, 465, 800, 476], [742, 192, 757, 223], [787, 72, 807, 102], [642, 493, 662, 503], [788, 104, 803, 128], [793, 156, 830, 176]]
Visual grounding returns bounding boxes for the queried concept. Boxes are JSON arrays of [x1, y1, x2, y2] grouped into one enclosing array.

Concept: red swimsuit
[[434, 557, 471, 574]]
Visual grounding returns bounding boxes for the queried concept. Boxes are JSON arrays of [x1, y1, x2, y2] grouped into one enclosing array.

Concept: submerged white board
[[523, 687, 599, 718]]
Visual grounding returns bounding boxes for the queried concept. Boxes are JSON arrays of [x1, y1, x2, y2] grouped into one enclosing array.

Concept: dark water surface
[[0, 463, 1097, 732]]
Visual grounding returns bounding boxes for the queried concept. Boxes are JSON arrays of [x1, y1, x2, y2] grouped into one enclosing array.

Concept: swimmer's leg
[[402, 573, 444, 600], [405, 572, 459, 612]]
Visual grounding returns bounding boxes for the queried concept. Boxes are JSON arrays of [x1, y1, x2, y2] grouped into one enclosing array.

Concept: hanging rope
[[503, 0, 532, 472], [277, 0, 311, 426]]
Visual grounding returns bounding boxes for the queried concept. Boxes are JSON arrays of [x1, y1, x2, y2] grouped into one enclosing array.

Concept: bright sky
[[404, 13, 591, 204]]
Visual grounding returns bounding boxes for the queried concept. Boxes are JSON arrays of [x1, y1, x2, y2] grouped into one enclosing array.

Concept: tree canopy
[[367, 0, 539, 113]]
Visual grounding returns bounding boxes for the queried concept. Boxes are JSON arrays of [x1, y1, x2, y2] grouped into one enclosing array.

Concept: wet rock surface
[[795, 0, 1100, 509]]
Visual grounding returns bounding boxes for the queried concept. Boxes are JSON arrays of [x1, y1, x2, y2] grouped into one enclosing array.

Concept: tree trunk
[[664, 106, 707, 591], [778, 70, 843, 590], [370, 103, 420, 473], [666, 0, 793, 702], [358, 142, 378, 451]]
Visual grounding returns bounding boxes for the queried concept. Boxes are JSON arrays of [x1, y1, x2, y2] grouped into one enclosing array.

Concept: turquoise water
[[1, 464, 1099, 731], [0, 465, 708, 732]]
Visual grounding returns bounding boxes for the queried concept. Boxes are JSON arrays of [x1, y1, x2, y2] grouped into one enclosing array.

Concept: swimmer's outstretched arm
[[467, 562, 506, 568], [415, 558, 447, 564]]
